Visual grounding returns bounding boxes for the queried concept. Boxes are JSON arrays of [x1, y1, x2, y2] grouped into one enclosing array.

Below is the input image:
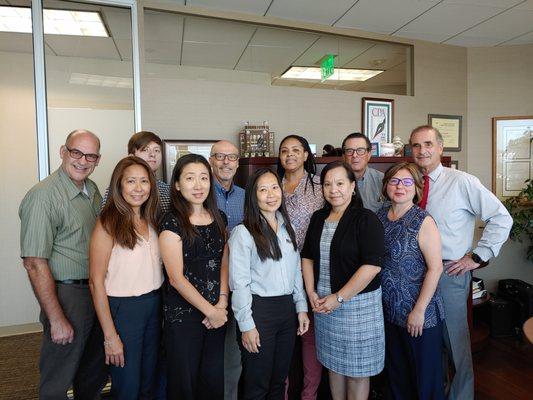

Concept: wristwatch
[[336, 293, 344, 304], [471, 252, 483, 264]]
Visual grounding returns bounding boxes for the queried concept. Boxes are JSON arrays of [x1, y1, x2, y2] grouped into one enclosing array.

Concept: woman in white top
[[90, 156, 163, 399], [229, 168, 310, 399]]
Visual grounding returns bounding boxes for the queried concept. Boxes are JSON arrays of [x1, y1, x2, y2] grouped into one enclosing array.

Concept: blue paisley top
[[377, 205, 444, 328]]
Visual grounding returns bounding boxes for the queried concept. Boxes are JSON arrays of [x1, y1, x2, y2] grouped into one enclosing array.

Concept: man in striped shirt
[[19, 129, 108, 400]]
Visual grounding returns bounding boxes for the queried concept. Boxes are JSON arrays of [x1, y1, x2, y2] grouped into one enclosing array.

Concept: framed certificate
[[492, 116, 533, 199], [362, 97, 394, 144], [428, 114, 462, 151]]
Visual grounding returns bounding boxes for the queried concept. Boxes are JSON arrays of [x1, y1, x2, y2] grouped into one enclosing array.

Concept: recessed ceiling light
[[0, 6, 109, 37], [280, 66, 383, 82]]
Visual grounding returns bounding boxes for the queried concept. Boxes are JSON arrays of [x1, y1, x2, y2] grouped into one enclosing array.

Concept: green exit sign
[[320, 54, 335, 82]]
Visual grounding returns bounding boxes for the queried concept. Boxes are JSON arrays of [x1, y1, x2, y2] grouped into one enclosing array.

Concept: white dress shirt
[[426, 164, 513, 261], [228, 212, 308, 332]]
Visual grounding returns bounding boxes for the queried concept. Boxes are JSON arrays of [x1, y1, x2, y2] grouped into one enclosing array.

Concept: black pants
[[165, 319, 226, 400], [238, 295, 296, 400], [39, 283, 108, 400], [385, 321, 445, 400]]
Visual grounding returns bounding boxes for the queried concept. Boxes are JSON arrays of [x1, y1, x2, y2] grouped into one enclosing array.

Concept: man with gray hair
[[19, 130, 108, 399], [410, 125, 512, 399]]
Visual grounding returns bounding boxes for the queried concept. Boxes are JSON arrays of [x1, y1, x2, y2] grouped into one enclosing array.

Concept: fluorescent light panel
[[69, 73, 132, 88], [280, 66, 383, 82], [0, 6, 108, 37]]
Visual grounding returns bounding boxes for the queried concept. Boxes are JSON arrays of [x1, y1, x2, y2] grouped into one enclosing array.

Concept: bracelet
[[103, 334, 119, 347], [219, 293, 229, 298]]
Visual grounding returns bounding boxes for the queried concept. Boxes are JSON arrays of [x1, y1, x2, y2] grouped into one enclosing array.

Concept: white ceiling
[[187, 0, 533, 47], [2, 0, 531, 95]]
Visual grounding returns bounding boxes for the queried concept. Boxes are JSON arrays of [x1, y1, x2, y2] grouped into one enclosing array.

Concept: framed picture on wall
[[451, 160, 459, 170], [362, 97, 394, 144], [492, 116, 533, 199], [428, 114, 462, 151], [162, 139, 218, 183], [370, 142, 380, 156]]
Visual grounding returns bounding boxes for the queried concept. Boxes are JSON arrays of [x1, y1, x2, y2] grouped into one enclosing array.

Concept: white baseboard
[[0, 322, 42, 337]]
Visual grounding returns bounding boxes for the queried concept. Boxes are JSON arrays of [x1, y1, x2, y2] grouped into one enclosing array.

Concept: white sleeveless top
[[105, 225, 163, 297]]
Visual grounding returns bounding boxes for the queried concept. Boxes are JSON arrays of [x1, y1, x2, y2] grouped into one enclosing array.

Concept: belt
[[55, 279, 89, 285]]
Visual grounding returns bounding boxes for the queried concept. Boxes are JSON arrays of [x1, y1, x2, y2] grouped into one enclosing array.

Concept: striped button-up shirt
[[19, 167, 102, 280]]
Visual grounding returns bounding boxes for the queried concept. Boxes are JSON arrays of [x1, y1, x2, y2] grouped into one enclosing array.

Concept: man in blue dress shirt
[[209, 140, 245, 400], [410, 125, 512, 400]]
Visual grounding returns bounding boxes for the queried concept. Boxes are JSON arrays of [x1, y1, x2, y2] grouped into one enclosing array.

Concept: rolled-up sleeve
[[292, 253, 308, 313], [228, 225, 255, 332], [464, 177, 513, 260]]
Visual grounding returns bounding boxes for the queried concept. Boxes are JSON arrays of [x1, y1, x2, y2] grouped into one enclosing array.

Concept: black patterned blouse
[[159, 211, 226, 323]]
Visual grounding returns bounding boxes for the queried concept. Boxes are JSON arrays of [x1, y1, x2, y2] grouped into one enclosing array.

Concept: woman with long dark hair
[[158, 153, 229, 399], [277, 135, 324, 400], [90, 156, 162, 399], [301, 161, 384, 400], [229, 168, 310, 399]]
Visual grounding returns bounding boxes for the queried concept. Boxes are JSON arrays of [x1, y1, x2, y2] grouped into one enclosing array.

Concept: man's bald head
[[65, 129, 101, 152]]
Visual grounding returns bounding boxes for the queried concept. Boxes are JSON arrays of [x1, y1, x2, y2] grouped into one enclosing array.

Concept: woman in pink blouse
[[277, 135, 325, 400], [90, 156, 163, 399]]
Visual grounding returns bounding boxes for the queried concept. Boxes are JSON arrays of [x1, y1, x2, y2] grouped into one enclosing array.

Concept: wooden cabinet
[[235, 156, 452, 187]]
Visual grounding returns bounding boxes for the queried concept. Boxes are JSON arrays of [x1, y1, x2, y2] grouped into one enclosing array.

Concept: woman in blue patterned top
[[376, 162, 445, 400]]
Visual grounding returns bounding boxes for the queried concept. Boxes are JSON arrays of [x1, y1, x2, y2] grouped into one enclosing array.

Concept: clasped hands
[[309, 291, 340, 314], [202, 299, 228, 330]]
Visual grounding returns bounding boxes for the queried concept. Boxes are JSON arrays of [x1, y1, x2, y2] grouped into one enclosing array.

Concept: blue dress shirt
[[214, 179, 244, 232]]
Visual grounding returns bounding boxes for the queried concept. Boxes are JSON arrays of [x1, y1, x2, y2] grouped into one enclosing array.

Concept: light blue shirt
[[357, 167, 384, 213], [214, 180, 244, 232], [228, 213, 308, 332], [426, 164, 512, 261]]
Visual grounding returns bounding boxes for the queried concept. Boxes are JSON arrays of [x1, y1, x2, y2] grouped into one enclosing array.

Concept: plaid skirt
[[314, 287, 384, 377]]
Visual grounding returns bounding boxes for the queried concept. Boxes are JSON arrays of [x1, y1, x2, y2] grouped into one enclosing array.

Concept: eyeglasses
[[211, 153, 239, 162], [65, 146, 100, 162], [387, 177, 415, 187], [343, 147, 370, 156]]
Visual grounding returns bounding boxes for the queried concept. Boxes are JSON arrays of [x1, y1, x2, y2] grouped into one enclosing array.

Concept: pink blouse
[[283, 172, 324, 251], [105, 225, 163, 297]]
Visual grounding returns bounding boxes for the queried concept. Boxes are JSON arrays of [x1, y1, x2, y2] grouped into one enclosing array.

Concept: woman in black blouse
[[301, 161, 385, 400], [159, 154, 229, 400]]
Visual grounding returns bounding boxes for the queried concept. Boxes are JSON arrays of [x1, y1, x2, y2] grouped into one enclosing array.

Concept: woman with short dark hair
[[302, 160, 385, 400], [229, 168, 309, 399], [377, 162, 445, 400]]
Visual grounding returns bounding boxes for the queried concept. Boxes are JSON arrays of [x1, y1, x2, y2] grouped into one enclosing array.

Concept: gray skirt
[[314, 287, 384, 377]]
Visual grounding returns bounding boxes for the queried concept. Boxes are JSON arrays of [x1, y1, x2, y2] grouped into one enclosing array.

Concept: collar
[[427, 163, 444, 183], [283, 171, 308, 193], [58, 167, 95, 201], [214, 178, 234, 196], [356, 167, 369, 181]]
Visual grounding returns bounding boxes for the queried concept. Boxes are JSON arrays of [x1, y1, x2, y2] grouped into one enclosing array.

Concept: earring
[[352, 190, 356, 196]]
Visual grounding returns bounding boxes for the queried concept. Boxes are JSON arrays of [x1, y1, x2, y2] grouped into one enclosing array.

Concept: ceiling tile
[[144, 10, 184, 42], [44, 36, 121, 60], [145, 40, 180, 65], [445, 6, 533, 45], [181, 17, 256, 69], [188, 0, 270, 15], [236, 26, 319, 74], [101, 8, 132, 40], [500, 30, 533, 45], [395, 3, 505, 42], [334, 0, 441, 34], [292, 36, 375, 67], [266, 0, 355, 25], [343, 42, 409, 70]]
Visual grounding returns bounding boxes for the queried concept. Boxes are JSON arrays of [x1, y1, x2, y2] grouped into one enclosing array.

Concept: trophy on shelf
[[239, 121, 275, 157]]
